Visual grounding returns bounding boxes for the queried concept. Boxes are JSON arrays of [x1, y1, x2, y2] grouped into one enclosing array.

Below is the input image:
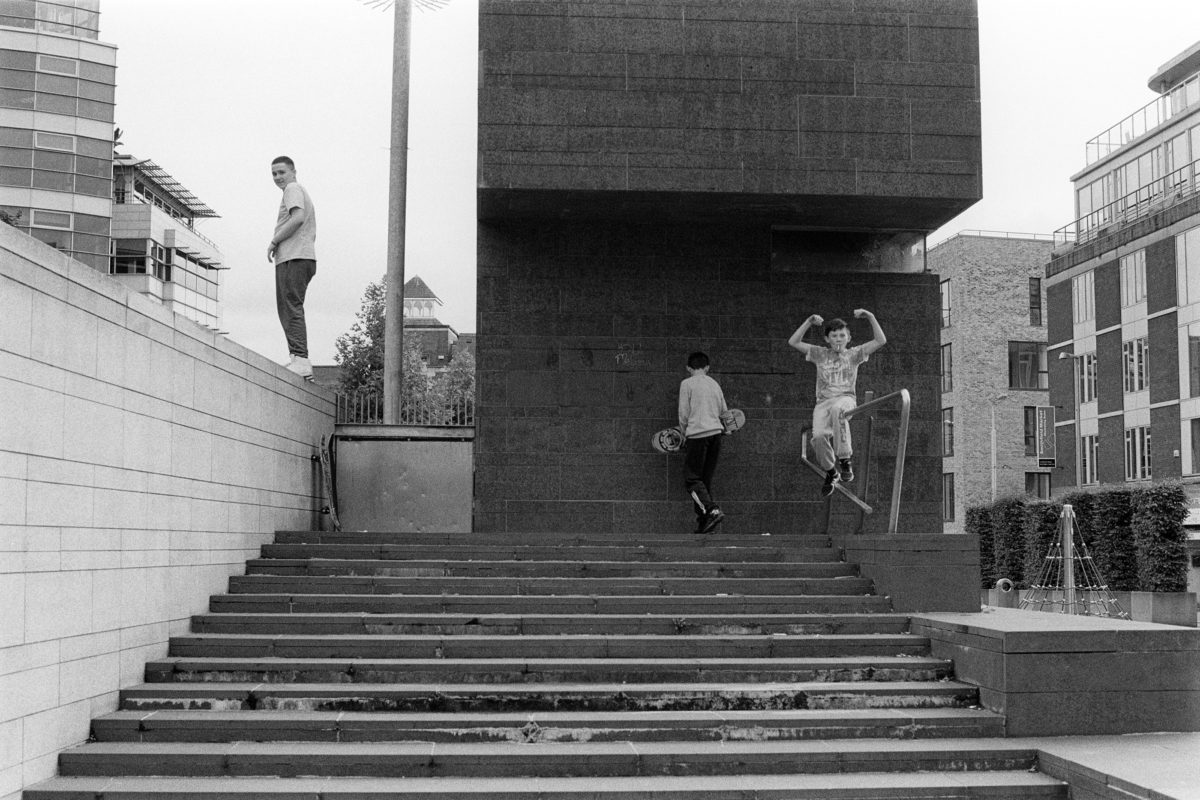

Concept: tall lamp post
[[990, 393, 1009, 501], [383, 0, 412, 425]]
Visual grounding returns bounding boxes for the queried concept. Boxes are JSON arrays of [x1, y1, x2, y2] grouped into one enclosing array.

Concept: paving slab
[[1029, 733, 1200, 800]]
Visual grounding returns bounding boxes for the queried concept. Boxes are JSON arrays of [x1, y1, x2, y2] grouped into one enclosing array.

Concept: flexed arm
[[854, 308, 887, 356], [787, 314, 824, 354]]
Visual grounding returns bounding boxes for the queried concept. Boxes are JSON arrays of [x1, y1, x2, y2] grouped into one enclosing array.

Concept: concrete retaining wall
[[913, 608, 1200, 736], [0, 224, 334, 799]]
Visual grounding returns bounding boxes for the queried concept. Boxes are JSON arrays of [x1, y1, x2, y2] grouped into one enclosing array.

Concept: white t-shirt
[[807, 345, 869, 400], [275, 181, 317, 263]]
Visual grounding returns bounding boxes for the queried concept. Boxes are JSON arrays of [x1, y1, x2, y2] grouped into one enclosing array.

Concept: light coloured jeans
[[812, 395, 856, 471]]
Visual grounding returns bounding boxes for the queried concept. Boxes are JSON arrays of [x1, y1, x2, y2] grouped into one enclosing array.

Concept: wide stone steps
[[209, 593, 895, 615], [55, 740, 1041, 778], [118, 680, 977, 712], [29, 527, 1062, 799], [271, 531, 835, 548], [261, 542, 844, 563], [142, 655, 955, 685], [24, 771, 1068, 799], [244, 558, 857, 578], [164, 633, 932, 659], [228, 575, 875, 595], [188, 612, 913, 636], [92, 707, 1006, 743]]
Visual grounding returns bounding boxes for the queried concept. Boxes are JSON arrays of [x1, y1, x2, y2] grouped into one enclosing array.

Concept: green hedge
[[967, 506, 995, 589], [989, 498, 1028, 588], [1131, 484, 1189, 592], [965, 482, 1188, 592]]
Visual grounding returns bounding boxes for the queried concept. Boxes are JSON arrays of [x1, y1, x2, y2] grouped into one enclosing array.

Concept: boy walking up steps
[[678, 352, 729, 534], [788, 309, 887, 497]]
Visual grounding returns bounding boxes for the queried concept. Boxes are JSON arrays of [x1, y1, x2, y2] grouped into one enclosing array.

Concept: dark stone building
[[475, 0, 982, 535]]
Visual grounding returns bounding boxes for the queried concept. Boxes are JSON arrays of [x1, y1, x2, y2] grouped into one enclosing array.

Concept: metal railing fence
[[335, 390, 475, 426]]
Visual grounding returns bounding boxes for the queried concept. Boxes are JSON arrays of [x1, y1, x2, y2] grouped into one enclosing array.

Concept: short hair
[[823, 318, 849, 337], [687, 351, 710, 370], [271, 155, 295, 169]]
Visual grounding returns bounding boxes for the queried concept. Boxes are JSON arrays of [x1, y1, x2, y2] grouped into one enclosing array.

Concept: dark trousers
[[275, 259, 316, 357], [684, 433, 722, 521]]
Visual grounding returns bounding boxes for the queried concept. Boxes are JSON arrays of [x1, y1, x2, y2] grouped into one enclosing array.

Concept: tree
[[334, 279, 387, 394], [432, 348, 475, 424]]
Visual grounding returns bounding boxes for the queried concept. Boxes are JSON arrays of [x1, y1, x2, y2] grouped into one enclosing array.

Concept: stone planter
[[1125, 591, 1198, 627]]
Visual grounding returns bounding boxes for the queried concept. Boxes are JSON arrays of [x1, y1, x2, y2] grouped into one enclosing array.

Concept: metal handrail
[[799, 388, 910, 534]]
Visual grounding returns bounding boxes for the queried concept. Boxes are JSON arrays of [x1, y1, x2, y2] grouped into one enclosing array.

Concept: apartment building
[[931, 232, 1055, 532], [1047, 40, 1200, 492]]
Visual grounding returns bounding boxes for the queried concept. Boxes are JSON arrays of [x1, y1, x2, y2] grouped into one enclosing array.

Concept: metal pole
[[1061, 504, 1077, 614], [383, 0, 411, 425]]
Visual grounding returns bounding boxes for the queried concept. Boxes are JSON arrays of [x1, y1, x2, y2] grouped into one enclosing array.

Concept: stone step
[[189, 612, 913, 636], [56, 740, 1042, 779], [165, 634, 931, 660], [92, 707, 1006, 743], [120, 680, 977, 712], [262, 542, 842, 562], [272, 531, 835, 549], [209, 593, 894, 615], [25, 771, 1068, 798], [227, 575, 875, 596], [144, 656, 953, 685], [244, 558, 857, 579]]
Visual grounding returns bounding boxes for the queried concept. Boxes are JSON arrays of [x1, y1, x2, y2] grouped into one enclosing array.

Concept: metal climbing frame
[[799, 388, 911, 535]]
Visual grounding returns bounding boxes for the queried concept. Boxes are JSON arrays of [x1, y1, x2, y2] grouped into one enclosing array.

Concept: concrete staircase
[[26, 529, 1067, 799]]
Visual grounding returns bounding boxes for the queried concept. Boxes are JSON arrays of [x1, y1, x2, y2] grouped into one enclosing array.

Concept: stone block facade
[[928, 234, 1054, 533], [0, 224, 334, 799], [477, 221, 943, 534], [476, 0, 982, 535]]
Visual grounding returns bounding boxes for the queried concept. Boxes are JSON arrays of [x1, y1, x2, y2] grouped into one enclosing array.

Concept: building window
[[1025, 472, 1051, 499], [34, 131, 75, 152], [940, 279, 951, 327], [1124, 426, 1152, 481], [1191, 419, 1200, 476], [1177, 225, 1200, 305], [1120, 250, 1147, 307], [940, 344, 952, 393], [37, 55, 79, 76], [1081, 434, 1098, 485], [942, 408, 954, 456], [1072, 271, 1095, 322], [1023, 407, 1038, 456], [1122, 337, 1149, 393], [1008, 342, 1048, 389], [942, 473, 955, 522], [1077, 352, 1097, 403], [1029, 277, 1042, 326]]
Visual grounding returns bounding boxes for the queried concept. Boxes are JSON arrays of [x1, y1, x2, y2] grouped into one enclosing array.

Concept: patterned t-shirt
[[806, 345, 869, 400]]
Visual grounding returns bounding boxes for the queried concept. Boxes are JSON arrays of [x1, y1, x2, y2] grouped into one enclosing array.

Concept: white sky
[[98, 0, 1200, 364]]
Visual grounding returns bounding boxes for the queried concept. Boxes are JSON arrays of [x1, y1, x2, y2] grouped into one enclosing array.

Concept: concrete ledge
[[913, 608, 1200, 736], [839, 535, 981, 612]]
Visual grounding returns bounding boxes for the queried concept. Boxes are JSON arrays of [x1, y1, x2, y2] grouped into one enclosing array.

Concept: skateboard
[[311, 434, 342, 531], [652, 409, 746, 453]]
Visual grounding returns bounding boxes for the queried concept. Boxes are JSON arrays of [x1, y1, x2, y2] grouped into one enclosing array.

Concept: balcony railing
[[335, 390, 475, 427], [1054, 157, 1200, 247], [1084, 74, 1199, 166]]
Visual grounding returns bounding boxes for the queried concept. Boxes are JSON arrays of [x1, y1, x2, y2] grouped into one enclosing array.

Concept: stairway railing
[[799, 388, 911, 535]]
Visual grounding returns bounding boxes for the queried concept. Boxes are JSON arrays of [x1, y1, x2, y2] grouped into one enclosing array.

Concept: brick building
[[1047, 40, 1200, 492], [929, 232, 1054, 533]]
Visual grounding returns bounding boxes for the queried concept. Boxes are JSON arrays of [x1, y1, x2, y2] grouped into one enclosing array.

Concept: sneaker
[[820, 469, 840, 497], [286, 355, 314, 380], [838, 458, 854, 483], [699, 507, 726, 534]]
